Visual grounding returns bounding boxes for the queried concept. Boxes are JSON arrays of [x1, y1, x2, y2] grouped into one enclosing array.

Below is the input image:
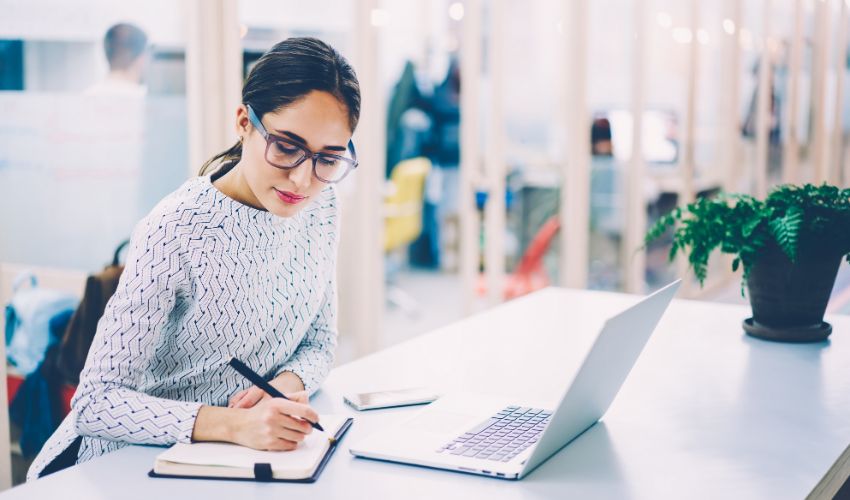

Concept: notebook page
[[156, 414, 346, 472]]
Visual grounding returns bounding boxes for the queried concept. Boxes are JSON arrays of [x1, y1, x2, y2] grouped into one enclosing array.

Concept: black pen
[[228, 357, 325, 432]]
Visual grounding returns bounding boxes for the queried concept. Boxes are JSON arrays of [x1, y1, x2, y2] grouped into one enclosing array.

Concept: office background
[[1, 0, 849, 490]]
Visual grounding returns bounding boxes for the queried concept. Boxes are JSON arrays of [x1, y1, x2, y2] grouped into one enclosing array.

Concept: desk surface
[[4, 288, 850, 499]]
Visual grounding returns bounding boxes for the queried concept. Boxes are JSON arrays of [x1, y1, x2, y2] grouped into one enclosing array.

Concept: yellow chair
[[384, 157, 431, 316], [384, 157, 431, 252]]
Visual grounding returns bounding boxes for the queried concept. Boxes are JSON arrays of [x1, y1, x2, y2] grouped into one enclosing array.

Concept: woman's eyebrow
[[276, 129, 346, 151]]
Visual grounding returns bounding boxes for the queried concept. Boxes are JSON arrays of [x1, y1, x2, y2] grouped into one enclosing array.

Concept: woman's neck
[[212, 162, 266, 211]]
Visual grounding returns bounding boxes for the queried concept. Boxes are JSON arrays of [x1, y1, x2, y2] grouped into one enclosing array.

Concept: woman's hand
[[192, 381, 318, 451], [227, 397, 318, 451], [228, 372, 305, 409], [192, 371, 317, 451]]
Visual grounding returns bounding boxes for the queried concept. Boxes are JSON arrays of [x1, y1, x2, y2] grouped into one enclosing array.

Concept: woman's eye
[[274, 142, 299, 155], [318, 157, 339, 167]]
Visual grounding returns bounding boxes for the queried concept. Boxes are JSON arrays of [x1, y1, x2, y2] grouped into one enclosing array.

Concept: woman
[[29, 37, 360, 480]]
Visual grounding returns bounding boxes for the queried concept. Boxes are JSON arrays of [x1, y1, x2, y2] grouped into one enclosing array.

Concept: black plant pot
[[743, 240, 842, 342]]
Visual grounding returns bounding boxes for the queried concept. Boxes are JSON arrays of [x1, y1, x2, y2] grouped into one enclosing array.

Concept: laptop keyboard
[[435, 406, 552, 462]]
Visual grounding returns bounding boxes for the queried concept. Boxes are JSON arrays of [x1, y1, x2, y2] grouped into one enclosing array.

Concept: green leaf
[[742, 217, 762, 237], [768, 205, 803, 262]]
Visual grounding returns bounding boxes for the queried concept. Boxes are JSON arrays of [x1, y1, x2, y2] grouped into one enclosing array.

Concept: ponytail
[[199, 140, 242, 176]]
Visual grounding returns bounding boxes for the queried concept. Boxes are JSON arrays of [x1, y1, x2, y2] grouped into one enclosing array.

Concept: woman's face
[[234, 90, 352, 218]]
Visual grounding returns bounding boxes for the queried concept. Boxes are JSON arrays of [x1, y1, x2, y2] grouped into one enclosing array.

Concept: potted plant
[[645, 183, 850, 342]]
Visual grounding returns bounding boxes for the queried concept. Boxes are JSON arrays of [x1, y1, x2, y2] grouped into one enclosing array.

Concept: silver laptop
[[350, 280, 681, 480]]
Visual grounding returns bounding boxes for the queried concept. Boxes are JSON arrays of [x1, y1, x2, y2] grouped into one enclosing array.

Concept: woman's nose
[[287, 158, 313, 190]]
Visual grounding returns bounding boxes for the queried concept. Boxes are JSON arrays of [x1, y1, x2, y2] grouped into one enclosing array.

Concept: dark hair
[[104, 23, 148, 71], [200, 37, 361, 176]]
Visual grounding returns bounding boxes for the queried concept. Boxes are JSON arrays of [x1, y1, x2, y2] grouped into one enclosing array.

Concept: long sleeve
[[277, 274, 338, 395], [71, 213, 202, 445]]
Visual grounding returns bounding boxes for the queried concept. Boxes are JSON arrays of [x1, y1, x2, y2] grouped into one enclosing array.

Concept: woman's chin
[[267, 201, 302, 218]]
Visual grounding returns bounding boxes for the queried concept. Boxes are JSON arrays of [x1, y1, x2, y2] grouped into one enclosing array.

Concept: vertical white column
[[185, 0, 242, 177], [339, 0, 385, 356], [559, 0, 590, 289], [811, 0, 831, 183], [681, 0, 699, 207], [678, 0, 700, 295], [722, 0, 743, 193], [783, 0, 804, 184], [753, 0, 771, 199], [485, 0, 506, 304], [624, 0, 647, 294], [832, 0, 848, 184], [713, 0, 744, 289], [460, 0, 483, 313]]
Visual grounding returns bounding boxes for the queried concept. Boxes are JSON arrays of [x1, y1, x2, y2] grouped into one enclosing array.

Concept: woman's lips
[[274, 188, 307, 205]]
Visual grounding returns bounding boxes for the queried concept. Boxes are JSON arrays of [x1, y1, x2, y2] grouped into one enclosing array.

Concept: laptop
[[349, 280, 681, 480]]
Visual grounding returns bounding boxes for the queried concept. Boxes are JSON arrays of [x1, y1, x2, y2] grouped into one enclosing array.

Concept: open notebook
[[149, 414, 353, 483]]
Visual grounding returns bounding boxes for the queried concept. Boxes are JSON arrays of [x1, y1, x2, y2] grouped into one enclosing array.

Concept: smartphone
[[343, 387, 439, 411]]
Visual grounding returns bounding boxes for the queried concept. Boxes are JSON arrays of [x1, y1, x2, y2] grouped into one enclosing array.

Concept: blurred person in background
[[85, 22, 149, 96]]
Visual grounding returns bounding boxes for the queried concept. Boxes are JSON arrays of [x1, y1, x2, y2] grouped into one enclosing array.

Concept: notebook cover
[[147, 417, 353, 484]]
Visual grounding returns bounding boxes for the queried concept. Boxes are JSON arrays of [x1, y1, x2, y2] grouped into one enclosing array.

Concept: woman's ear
[[235, 104, 251, 137]]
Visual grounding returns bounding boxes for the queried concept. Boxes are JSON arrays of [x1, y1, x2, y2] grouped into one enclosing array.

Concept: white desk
[[4, 288, 850, 499]]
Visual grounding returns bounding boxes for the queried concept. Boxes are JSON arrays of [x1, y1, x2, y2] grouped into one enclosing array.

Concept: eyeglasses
[[246, 104, 359, 184]]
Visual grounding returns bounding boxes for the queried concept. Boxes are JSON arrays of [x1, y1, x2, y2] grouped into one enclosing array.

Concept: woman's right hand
[[228, 397, 319, 451]]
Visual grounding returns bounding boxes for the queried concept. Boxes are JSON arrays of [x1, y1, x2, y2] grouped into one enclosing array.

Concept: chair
[[384, 158, 431, 316], [0, 263, 86, 487], [503, 216, 561, 300]]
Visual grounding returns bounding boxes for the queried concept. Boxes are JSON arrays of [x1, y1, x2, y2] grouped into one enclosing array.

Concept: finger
[[275, 438, 299, 451], [262, 438, 299, 452], [250, 392, 273, 408], [279, 414, 313, 435], [229, 388, 247, 403], [228, 389, 248, 408], [269, 398, 320, 424], [261, 415, 309, 442], [231, 391, 252, 409], [234, 387, 265, 409], [275, 426, 310, 443], [235, 388, 264, 409], [285, 391, 309, 404]]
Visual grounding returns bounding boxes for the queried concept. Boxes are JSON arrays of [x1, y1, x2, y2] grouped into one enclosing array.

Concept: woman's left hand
[[228, 373, 306, 408]]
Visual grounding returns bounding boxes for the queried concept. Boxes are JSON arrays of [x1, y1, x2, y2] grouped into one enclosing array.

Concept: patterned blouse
[[28, 172, 339, 480]]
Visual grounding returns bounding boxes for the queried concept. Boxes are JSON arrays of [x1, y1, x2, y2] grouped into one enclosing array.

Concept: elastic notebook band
[[253, 463, 273, 482]]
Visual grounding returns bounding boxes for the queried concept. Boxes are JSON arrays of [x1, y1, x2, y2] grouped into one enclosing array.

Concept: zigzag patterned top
[[28, 173, 340, 481]]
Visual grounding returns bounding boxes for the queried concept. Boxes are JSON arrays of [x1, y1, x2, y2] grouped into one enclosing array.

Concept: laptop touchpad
[[404, 410, 474, 434]]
